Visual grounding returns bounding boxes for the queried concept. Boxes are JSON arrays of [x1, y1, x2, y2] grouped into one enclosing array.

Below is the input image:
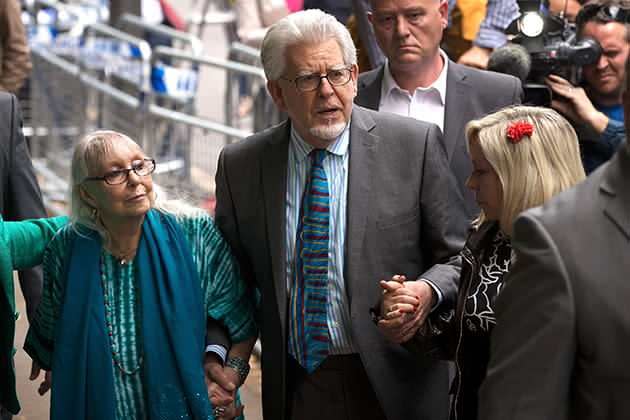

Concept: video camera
[[491, 0, 603, 105]]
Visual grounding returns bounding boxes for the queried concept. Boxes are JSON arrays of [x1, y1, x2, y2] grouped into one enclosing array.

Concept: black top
[[406, 222, 512, 420]]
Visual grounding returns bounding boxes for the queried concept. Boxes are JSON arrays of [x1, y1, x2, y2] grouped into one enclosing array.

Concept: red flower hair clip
[[506, 121, 534, 144]]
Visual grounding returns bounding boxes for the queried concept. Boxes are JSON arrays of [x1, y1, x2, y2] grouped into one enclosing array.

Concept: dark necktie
[[288, 149, 331, 373]]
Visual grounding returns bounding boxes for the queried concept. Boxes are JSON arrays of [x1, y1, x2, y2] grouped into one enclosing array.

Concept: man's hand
[[29, 360, 52, 396], [212, 401, 245, 420], [377, 276, 436, 344], [457, 46, 491, 69], [546, 74, 609, 133], [380, 275, 418, 317], [204, 353, 236, 407]]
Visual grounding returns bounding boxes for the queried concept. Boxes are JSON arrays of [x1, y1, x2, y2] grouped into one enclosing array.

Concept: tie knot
[[310, 149, 328, 165]]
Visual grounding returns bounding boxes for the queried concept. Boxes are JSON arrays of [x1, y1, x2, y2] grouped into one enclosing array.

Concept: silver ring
[[213, 406, 226, 417]]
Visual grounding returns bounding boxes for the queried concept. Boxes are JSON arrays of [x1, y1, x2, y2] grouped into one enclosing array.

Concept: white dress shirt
[[379, 50, 449, 134], [285, 124, 357, 355]]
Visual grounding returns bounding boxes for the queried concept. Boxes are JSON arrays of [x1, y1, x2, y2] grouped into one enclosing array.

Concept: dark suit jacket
[[0, 92, 46, 322], [355, 62, 522, 221], [215, 106, 466, 420], [479, 143, 630, 420]]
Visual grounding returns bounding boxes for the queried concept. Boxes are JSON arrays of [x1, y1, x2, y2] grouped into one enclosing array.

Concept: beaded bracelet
[[226, 356, 251, 384]]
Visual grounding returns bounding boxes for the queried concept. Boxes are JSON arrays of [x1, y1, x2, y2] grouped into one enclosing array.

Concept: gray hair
[[70, 130, 203, 243], [260, 9, 357, 81]]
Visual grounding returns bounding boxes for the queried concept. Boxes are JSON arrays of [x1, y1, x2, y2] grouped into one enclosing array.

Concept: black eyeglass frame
[[83, 158, 156, 185], [577, 3, 630, 27], [280, 66, 355, 92]]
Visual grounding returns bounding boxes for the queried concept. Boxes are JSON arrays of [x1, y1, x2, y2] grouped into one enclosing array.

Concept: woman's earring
[[91, 207, 98, 220]]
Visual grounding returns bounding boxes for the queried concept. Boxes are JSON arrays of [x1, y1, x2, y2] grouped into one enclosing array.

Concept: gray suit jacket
[[479, 144, 630, 420], [355, 62, 522, 221], [215, 106, 466, 420], [0, 92, 46, 322]]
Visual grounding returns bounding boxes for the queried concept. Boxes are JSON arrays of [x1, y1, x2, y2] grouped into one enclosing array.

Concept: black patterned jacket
[[407, 221, 513, 420]]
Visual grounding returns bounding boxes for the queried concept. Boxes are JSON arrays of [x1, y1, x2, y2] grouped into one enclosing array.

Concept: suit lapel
[[601, 147, 630, 241], [262, 123, 290, 330], [356, 66, 385, 111], [443, 62, 470, 162], [345, 108, 378, 304]]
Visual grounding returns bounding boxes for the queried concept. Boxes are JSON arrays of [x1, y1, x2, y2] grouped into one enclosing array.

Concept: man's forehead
[[582, 20, 629, 41], [284, 40, 345, 72]]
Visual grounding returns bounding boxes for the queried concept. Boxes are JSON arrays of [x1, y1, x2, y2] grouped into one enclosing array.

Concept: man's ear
[[439, 0, 449, 29], [79, 184, 98, 209], [267, 80, 288, 113]]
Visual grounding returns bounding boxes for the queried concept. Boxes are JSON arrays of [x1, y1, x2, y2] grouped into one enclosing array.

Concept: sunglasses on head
[[577, 3, 630, 26]]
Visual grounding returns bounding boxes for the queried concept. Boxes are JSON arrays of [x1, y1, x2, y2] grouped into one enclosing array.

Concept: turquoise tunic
[[25, 213, 256, 420]]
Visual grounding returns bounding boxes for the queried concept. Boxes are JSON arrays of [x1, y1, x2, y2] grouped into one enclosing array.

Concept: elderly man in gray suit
[[214, 9, 466, 420], [0, 93, 46, 420], [478, 59, 630, 419], [355, 0, 522, 221]]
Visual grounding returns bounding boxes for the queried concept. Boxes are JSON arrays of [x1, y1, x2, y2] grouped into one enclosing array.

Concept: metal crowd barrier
[[26, 16, 273, 209], [147, 46, 265, 199]]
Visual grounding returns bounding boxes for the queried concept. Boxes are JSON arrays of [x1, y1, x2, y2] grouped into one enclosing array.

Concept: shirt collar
[[381, 49, 449, 105], [289, 121, 350, 163]]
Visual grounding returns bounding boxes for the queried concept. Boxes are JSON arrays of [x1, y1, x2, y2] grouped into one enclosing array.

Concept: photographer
[[546, 0, 628, 173]]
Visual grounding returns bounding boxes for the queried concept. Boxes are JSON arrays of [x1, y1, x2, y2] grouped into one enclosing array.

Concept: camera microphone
[[487, 43, 532, 83]]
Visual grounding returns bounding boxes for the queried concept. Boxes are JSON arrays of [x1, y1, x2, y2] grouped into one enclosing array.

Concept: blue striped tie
[[288, 149, 331, 373]]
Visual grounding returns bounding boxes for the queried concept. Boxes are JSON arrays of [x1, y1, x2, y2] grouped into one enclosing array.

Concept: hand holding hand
[[377, 276, 436, 344], [380, 275, 418, 318], [212, 401, 245, 420], [204, 353, 236, 407]]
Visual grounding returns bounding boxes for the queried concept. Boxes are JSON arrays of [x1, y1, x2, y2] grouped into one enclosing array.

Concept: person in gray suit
[[0, 93, 46, 420], [478, 59, 630, 420], [355, 0, 522, 221], [213, 9, 466, 420]]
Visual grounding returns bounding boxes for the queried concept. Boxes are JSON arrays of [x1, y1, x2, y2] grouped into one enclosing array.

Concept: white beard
[[309, 122, 347, 141]]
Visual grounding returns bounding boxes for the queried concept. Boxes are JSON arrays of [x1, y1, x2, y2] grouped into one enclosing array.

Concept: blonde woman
[[25, 130, 257, 420], [378, 106, 586, 420]]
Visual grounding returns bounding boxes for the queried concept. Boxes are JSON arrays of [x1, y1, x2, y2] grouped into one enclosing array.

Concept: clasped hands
[[377, 275, 436, 344], [204, 353, 245, 419]]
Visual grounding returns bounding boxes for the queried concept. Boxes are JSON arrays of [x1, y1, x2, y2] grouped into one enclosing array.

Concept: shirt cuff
[[420, 278, 443, 311], [205, 344, 228, 364]]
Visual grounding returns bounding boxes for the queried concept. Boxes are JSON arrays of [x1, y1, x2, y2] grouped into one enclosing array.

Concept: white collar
[[381, 49, 449, 105]]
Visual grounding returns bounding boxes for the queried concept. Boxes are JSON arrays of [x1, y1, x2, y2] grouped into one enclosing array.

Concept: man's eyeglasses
[[83, 158, 156, 185], [577, 3, 630, 27], [281, 66, 353, 92]]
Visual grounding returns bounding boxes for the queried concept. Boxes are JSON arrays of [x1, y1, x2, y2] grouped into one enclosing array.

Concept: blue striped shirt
[[285, 124, 357, 355]]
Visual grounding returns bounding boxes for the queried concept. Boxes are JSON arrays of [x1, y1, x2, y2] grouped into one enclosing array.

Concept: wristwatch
[[226, 356, 251, 384]]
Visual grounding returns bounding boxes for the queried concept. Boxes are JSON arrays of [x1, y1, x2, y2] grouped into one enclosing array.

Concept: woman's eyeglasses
[[83, 158, 156, 185]]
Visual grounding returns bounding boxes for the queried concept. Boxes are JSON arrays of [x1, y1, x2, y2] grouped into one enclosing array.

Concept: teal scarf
[[52, 210, 213, 419]]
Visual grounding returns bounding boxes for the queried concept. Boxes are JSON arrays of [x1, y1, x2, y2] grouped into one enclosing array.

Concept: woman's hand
[[380, 275, 419, 318], [378, 275, 435, 344], [29, 360, 52, 395], [212, 400, 245, 419], [204, 353, 236, 406]]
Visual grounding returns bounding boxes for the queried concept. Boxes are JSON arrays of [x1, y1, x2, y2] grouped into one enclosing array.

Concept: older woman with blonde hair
[[378, 106, 586, 420], [25, 130, 257, 420]]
